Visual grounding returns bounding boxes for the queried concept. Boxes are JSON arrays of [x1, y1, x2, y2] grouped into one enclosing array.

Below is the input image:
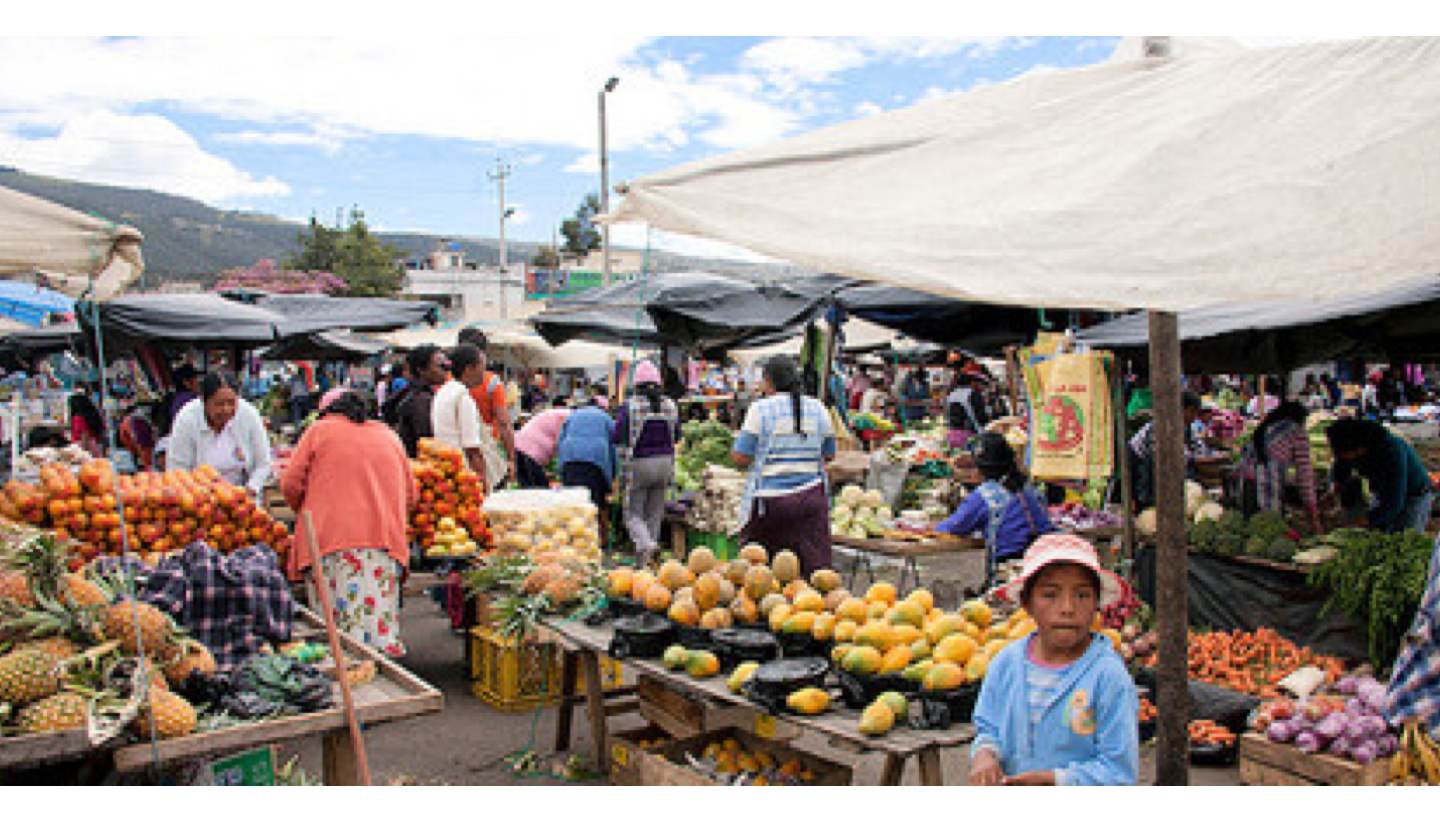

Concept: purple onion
[[1360, 684, 1388, 713], [1350, 740, 1378, 764], [1267, 720, 1297, 743], [1345, 698, 1366, 717], [1315, 713, 1347, 741], [1329, 736, 1352, 758], [1363, 715, 1389, 737], [1336, 676, 1360, 696], [1376, 734, 1399, 758], [1295, 730, 1322, 754]]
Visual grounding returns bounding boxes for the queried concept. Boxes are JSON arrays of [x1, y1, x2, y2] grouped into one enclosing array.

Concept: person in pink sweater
[[282, 390, 417, 657], [513, 400, 571, 488]]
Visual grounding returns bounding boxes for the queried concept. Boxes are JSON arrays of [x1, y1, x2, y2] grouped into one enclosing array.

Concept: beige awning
[[0, 184, 144, 300]]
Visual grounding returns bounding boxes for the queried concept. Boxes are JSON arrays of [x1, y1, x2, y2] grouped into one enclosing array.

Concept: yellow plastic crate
[[468, 626, 622, 711]]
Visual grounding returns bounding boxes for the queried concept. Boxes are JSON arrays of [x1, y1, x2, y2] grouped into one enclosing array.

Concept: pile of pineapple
[[0, 530, 215, 742]]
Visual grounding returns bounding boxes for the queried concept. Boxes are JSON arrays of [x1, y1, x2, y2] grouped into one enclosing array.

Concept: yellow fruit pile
[[698, 737, 817, 785]]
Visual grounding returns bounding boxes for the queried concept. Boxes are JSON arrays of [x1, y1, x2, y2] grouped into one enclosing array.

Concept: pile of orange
[[407, 438, 490, 552]]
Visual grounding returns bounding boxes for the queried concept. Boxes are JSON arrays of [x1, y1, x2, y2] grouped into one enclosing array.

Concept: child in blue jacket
[[969, 534, 1140, 786]]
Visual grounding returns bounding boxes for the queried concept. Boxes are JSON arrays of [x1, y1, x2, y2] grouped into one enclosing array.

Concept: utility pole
[[489, 159, 511, 320], [599, 76, 619, 287]]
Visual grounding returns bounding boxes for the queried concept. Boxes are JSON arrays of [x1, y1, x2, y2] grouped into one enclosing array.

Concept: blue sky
[[0, 36, 1132, 257]]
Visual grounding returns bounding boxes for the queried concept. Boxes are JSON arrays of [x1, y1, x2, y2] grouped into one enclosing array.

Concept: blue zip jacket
[[971, 632, 1139, 786], [556, 404, 617, 483]]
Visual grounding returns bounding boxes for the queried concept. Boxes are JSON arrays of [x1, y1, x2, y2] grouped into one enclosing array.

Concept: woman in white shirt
[[167, 371, 273, 498]]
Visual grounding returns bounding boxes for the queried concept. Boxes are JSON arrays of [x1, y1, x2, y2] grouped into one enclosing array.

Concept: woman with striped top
[[1239, 401, 1321, 534], [731, 356, 837, 576]]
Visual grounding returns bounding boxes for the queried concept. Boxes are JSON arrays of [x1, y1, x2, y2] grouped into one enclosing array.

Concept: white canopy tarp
[[0, 184, 144, 300], [729, 317, 898, 367], [611, 37, 1440, 313], [378, 324, 631, 371]]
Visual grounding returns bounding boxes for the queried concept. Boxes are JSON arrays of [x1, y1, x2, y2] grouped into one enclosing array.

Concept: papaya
[[901, 660, 934, 683], [854, 621, 894, 651], [662, 645, 690, 670], [933, 634, 978, 666], [887, 600, 925, 628], [758, 593, 788, 619], [768, 603, 794, 633], [963, 622, 983, 642], [960, 599, 993, 628], [730, 594, 760, 625], [771, 550, 801, 583], [606, 568, 634, 598], [858, 701, 895, 736], [925, 614, 968, 646], [865, 581, 897, 606], [810, 568, 842, 593], [743, 565, 775, 601], [879, 644, 912, 674], [781, 611, 816, 635], [835, 597, 870, 623], [673, 586, 695, 607], [629, 571, 656, 603], [685, 650, 720, 678], [890, 624, 923, 647], [823, 588, 851, 613], [725, 559, 750, 586], [785, 686, 830, 715], [668, 599, 701, 626], [922, 662, 967, 691], [657, 559, 695, 591], [792, 590, 825, 613], [908, 637, 931, 660], [905, 588, 934, 613], [687, 547, 718, 576], [831, 643, 855, 666], [694, 572, 723, 611], [811, 612, 838, 642], [782, 579, 811, 602], [727, 661, 760, 694], [876, 691, 908, 719], [700, 607, 733, 630], [717, 578, 736, 605], [965, 652, 991, 681], [841, 645, 883, 676], [644, 583, 673, 613], [833, 619, 859, 644], [739, 543, 769, 565], [866, 601, 889, 621]]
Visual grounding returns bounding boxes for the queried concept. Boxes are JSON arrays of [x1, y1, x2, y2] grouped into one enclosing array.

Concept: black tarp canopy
[[1075, 275, 1440, 373], [530, 276, 662, 347], [77, 293, 287, 354], [832, 283, 1076, 356], [0, 321, 79, 368], [259, 330, 390, 362], [220, 291, 440, 334]]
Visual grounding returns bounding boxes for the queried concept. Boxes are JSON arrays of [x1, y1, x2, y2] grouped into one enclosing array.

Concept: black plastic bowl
[[835, 668, 919, 710], [608, 613, 677, 660], [711, 628, 781, 671], [914, 683, 981, 730]]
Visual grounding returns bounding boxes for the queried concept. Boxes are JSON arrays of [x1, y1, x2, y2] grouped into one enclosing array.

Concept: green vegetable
[[1306, 528, 1432, 669]]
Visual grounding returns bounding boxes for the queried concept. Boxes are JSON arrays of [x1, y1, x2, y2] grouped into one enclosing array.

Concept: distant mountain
[[0, 168, 808, 286]]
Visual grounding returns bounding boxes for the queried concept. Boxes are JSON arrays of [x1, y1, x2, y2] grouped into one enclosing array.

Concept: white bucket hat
[[996, 533, 1130, 609]]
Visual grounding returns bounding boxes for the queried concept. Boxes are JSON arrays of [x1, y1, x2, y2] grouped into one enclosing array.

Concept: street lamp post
[[490, 159, 513, 320], [599, 76, 619, 287]]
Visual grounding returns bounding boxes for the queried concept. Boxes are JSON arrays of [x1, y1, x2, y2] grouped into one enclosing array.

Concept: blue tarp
[[0, 280, 74, 327]]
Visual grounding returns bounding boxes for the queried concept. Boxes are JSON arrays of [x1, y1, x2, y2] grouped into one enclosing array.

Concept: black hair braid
[[326, 391, 370, 424], [640, 381, 662, 414]]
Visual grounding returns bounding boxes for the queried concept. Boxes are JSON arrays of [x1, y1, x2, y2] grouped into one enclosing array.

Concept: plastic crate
[[468, 627, 623, 711], [688, 530, 739, 561]]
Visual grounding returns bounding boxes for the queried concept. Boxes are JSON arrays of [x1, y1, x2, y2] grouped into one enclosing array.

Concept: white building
[[402, 242, 537, 323]]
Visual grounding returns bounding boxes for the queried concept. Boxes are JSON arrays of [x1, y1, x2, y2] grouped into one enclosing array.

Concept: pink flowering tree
[[212, 259, 348, 295]]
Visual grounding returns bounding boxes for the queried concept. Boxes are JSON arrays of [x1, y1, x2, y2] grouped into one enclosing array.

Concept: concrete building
[[401, 241, 536, 323]]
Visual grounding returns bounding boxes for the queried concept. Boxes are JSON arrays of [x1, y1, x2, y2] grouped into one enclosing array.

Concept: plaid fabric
[[1385, 539, 1440, 734], [1248, 419, 1318, 511], [140, 542, 295, 671]]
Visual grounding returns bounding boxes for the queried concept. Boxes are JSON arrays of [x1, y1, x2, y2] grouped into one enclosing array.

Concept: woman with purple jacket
[[615, 361, 681, 567]]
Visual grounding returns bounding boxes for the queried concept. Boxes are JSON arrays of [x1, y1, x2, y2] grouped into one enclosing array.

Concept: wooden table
[[831, 534, 984, 595], [109, 607, 443, 782], [542, 617, 974, 786]]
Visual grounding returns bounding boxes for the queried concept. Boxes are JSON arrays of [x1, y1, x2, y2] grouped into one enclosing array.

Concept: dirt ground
[[275, 545, 1241, 787]]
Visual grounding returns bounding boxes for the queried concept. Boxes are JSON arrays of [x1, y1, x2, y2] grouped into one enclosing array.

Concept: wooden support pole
[[1004, 345, 1022, 417], [1147, 311, 1190, 786], [1115, 359, 1136, 564]]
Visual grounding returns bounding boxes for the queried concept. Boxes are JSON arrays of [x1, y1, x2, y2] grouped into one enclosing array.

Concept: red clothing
[[282, 415, 417, 579], [468, 371, 507, 442]]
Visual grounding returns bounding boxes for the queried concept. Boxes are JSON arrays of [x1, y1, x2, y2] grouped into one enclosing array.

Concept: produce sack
[[1133, 667, 1258, 733], [1027, 351, 1113, 482], [866, 449, 910, 510]]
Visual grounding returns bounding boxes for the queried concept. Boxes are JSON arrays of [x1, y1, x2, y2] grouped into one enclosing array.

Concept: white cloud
[[853, 101, 883, 118], [507, 205, 532, 227], [0, 110, 289, 202], [516, 152, 546, 167], [212, 128, 346, 154], [564, 153, 599, 175]]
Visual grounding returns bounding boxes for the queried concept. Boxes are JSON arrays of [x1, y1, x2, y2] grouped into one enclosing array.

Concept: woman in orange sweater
[[283, 390, 417, 657]]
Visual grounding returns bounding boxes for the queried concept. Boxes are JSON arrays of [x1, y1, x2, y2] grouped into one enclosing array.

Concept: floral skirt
[[319, 548, 406, 658]]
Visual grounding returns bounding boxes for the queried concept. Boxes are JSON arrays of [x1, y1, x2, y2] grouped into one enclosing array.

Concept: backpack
[[381, 383, 413, 428]]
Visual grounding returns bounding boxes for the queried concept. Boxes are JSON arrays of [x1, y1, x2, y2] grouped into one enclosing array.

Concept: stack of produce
[[0, 459, 290, 565], [10, 445, 92, 478], [829, 484, 894, 540], [465, 549, 606, 638], [1048, 502, 1123, 533], [0, 531, 211, 741], [674, 420, 736, 493], [685, 735, 822, 785], [483, 490, 599, 563], [1389, 720, 1440, 785], [684, 465, 745, 534], [408, 438, 489, 557], [1188, 719, 1237, 749], [847, 412, 896, 438], [1188, 510, 1300, 562], [1307, 412, 1335, 473], [1305, 528, 1432, 669], [1138, 627, 1343, 698], [608, 544, 765, 628], [1137, 480, 1221, 540], [1250, 675, 1398, 766]]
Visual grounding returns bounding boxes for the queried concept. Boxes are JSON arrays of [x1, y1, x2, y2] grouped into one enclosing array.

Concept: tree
[[560, 193, 602, 256], [531, 245, 560, 268], [288, 207, 404, 296]]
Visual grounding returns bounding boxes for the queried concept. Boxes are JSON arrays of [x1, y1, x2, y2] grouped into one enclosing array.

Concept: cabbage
[[860, 490, 884, 509], [1350, 740, 1378, 764], [1267, 720, 1297, 743], [1295, 730, 1322, 754], [1192, 501, 1224, 524], [1359, 682, 1388, 713], [839, 485, 864, 506], [1184, 481, 1205, 518], [831, 504, 853, 521], [855, 506, 875, 522], [1328, 736, 1352, 758], [1315, 713, 1346, 742], [1136, 508, 1158, 537], [1376, 734, 1399, 758], [1336, 675, 1360, 696], [876, 505, 893, 521]]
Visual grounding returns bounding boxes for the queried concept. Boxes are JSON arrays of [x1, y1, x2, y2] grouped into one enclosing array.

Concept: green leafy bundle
[[1306, 528, 1433, 669], [676, 420, 736, 492]]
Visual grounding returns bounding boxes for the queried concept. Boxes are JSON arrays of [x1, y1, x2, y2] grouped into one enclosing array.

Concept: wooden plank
[[1239, 732, 1388, 786], [553, 649, 579, 753], [322, 729, 361, 786], [917, 746, 944, 786], [580, 650, 611, 774], [645, 727, 853, 786], [1240, 757, 1319, 787], [880, 753, 906, 785], [0, 729, 98, 771]]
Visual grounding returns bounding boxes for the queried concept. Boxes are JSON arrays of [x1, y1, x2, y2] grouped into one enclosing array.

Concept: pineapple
[[133, 688, 197, 739], [164, 641, 217, 686], [102, 599, 180, 663], [0, 647, 63, 705], [59, 573, 109, 610], [19, 636, 79, 660], [17, 690, 88, 733], [0, 569, 34, 606]]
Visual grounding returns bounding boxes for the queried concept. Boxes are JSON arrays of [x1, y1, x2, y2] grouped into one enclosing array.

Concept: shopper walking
[[615, 361, 681, 566], [557, 386, 617, 545]]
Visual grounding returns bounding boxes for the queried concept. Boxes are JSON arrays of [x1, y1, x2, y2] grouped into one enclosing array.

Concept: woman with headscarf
[[731, 356, 837, 577], [614, 361, 681, 566], [282, 390, 417, 657], [938, 432, 1054, 589], [167, 371, 273, 498], [68, 390, 107, 457], [1238, 401, 1322, 533]]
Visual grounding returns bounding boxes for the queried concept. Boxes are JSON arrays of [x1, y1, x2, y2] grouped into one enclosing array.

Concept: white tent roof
[[611, 37, 1440, 313], [378, 324, 631, 370], [0, 184, 144, 300], [729, 317, 898, 367]]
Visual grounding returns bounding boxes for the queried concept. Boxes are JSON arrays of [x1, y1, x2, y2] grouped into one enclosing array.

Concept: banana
[[1390, 748, 1411, 782], [1417, 728, 1440, 784]]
